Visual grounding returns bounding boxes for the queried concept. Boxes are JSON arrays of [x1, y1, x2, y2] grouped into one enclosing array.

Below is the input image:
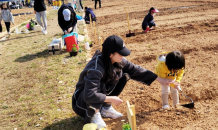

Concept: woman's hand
[[105, 96, 123, 106], [64, 30, 68, 35], [156, 77, 176, 86], [68, 27, 73, 33], [111, 96, 123, 106]]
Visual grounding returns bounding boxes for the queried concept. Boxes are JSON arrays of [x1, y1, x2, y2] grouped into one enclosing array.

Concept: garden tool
[[179, 89, 194, 109], [124, 7, 135, 37]]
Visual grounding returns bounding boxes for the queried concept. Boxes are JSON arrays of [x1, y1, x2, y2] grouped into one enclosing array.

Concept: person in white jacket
[[0, 3, 14, 35]]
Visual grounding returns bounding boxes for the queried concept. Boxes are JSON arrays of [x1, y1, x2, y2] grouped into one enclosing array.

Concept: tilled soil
[[84, 0, 218, 129]]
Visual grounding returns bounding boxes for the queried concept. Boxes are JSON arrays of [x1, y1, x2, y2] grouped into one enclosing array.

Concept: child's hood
[[156, 52, 170, 62]]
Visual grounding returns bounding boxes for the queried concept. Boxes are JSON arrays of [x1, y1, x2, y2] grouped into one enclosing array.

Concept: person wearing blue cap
[[58, 4, 77, 35], [72, 35, 176, 129]]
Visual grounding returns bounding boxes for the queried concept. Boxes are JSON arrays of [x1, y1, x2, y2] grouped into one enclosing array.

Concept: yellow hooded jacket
[[155, 52, 184, 87]]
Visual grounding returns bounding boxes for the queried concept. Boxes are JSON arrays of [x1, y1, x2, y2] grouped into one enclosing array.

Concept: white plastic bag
[[15, 27, 21, 34], [23, 29, 29, 33], [53, 37, 60, 43], [85, 42, 90, 50]]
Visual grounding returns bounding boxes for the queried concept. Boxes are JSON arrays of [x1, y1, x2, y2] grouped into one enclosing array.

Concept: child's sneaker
[[91, 112, 106, 129], [7, 32, 11, 38], [43, 30, 47, 35], [101, 106, 123, 119], [144, 27, 150, 33], [162, 105, 170, 109]]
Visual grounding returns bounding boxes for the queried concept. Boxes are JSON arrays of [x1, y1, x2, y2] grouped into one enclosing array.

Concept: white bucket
[[34, 25, 42, 32]]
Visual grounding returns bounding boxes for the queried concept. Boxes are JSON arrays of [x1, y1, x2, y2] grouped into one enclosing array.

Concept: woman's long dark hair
[[101, 47, 123, 81]]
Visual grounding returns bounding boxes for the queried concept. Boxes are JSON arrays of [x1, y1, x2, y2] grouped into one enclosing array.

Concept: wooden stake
[[124, 7, 131, 31], [93, 21, 96, 42], [130, 105, 136, 130], [89, 14, 92, 27], [100, 37, 103, 45], [99, 36, 102, 45], [126, 101, 137, 130]]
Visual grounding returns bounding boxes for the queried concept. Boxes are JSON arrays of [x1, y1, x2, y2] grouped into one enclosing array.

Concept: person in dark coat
[[142, 7, 159, 33], [58, 4, 77, 34], [84, 7, 96, 24], [72, 35, 176, 129]]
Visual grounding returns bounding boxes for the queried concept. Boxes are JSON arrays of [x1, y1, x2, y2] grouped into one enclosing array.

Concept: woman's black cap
[[102, 35, 131, 56]]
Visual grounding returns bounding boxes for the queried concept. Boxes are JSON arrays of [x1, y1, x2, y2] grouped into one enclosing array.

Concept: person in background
[[142, 7, 159, 33], [12, 1, 15, 5], [58, 4, 77, 34], [76, 0, 83, 12], [22, 0, 24, 6], [0, 3, 14, 35], [94, 0, 101, 10], [34, 0, 47, 34], [25, 1, 28, 7], [84, 7, 96, 24], [48, 0, 52, 6], [8, 1, 12, 7]]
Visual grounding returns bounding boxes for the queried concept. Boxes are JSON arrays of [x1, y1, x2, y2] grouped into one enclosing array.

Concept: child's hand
[[173, 81, 180, 86], [175, 85, 182, 91]]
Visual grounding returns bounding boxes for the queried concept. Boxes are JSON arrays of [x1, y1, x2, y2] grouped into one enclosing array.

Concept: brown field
[[85, 0, 218, 129]]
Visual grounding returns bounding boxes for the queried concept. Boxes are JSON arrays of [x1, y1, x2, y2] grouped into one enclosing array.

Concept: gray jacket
[[0, 9, 14, 23]]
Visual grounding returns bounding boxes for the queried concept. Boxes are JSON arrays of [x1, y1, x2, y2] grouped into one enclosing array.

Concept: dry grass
[[0, 9, 87, 130]]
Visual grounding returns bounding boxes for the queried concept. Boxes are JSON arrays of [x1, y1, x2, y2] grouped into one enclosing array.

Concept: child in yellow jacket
[[155, 51, 185, 109]]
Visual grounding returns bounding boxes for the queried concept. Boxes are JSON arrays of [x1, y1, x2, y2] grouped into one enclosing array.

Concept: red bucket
[[65, 35, 79, 52]]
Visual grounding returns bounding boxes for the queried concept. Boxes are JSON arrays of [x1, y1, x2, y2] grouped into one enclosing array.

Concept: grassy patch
[[47, 10, 58, 20], [78, 24, 86, 35], [18, 22, 28, 29], [0, 9, 87, 130]]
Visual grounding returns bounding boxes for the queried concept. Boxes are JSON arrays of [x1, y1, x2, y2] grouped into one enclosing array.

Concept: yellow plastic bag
[[83, 123, 97, 130], [99, 128, 107, 130]]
